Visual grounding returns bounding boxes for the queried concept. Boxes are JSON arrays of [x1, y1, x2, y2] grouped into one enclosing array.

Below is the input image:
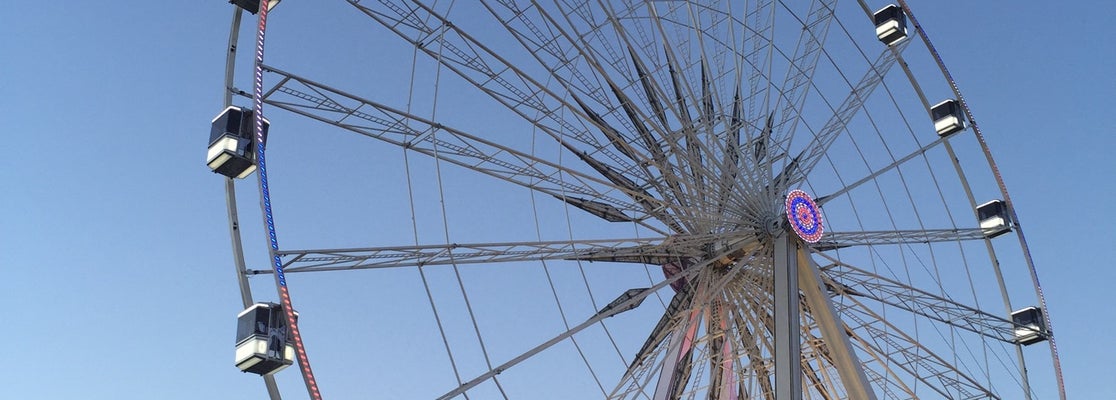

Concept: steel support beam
[[797, 247, 876, 400], [774, 235, 801, 400]]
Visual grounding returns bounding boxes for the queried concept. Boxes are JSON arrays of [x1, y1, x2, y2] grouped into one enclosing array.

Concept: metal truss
[[239, 65, 671, 231], [817, 254, 1019, 343], [253, 234, 754, 274], [815, 228, 988, 250], [781, 41, 909, 189], [840, 297, 998, 399]]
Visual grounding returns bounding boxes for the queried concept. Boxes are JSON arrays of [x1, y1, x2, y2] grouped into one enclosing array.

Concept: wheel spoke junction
[[215, 0, 1063, 398]]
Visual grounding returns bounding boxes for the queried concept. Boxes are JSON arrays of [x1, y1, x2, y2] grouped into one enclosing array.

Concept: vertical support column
[[774, 235, 802, 400]]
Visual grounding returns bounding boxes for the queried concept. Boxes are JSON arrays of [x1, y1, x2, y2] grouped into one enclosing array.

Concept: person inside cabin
[[267, 314, 287, 360]]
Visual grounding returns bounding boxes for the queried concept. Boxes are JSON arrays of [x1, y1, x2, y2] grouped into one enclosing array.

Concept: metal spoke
[[258, 237, 686, 274], [240, 65, 679, 231], [347, 0, 703, 232], [814, 134, 949, 207], [839, 297, 998, 399], [779, 42, 908, 188], [816, 255, 1021, 343], [813, 228, 987, 250], [767, 0, 836, 150]]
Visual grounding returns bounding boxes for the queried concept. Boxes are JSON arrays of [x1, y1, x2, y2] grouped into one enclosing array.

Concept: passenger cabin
[[1011, 306, 1048, 346], [235, 303, 297, 375], [873, 5, 908, 46], [976, 200, 1012, 238], [208, 106, 268, 179], [230, 0, 281, 14], [931, 99, 966, 137]]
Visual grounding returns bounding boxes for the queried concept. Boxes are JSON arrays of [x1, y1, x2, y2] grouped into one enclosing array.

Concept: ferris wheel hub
[[760, 215, 783, 237]]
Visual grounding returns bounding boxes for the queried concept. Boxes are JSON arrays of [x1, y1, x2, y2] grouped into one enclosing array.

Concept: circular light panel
[[785, 189, 824, 243]]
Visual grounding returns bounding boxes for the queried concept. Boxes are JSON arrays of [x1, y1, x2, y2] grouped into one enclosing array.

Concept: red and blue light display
[[785, 189, 824, 243], [251, 1, 321, 398]]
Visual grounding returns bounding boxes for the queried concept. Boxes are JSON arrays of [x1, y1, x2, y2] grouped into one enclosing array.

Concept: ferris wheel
[[208, 0, 1066, 399]]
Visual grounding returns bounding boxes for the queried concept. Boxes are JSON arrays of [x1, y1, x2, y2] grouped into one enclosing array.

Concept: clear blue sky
[[1, 1, 1112, 399]]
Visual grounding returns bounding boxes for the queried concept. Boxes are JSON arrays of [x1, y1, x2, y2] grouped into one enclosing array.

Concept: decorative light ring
[[785, 189, 824, 243]]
